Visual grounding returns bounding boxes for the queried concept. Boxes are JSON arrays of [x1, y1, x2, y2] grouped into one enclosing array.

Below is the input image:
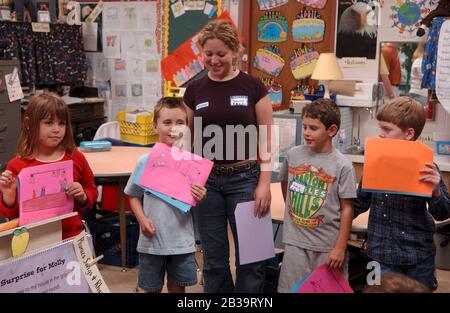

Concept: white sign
[[5, 67, 24, 102], [0, 238, 91, 293], [436, 20, 450, 114], [72, 232, 110, 293], [341, 57, 367, 68], [32, 23, 50, 33]]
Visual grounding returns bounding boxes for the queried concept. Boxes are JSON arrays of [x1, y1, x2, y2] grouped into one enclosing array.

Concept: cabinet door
[[0, 60, 22, 170], [0, 103, 21, 170]]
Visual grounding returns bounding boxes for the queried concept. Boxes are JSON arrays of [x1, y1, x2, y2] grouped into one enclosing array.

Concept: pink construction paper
[[18, 160, 74, 226], [295, 264, 353, 293], [138, 143, 213, 205]]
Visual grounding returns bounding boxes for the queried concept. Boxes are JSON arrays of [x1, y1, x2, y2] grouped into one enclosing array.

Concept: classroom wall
[[352, 103, 450, 156]]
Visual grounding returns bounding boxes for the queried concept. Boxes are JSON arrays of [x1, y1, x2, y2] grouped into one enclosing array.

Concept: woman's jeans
[[195, 162, 265, 293]]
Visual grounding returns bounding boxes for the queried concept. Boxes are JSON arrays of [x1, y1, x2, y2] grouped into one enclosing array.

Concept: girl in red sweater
[[0, 93, 98, 239]]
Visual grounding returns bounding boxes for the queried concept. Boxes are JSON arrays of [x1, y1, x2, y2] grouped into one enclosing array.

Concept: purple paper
[[235, 201, 275, 265]]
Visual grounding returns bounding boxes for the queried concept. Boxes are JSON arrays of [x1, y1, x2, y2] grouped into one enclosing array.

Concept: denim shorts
[[138, 252, 197, 292]]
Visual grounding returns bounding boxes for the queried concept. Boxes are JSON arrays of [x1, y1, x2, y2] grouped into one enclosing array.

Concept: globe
[[397, 3, 421, 26]]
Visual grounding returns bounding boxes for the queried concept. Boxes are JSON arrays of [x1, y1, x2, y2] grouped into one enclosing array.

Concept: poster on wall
[[378, 0, 436, 42], [80, 2, 103, 51], [436, 20, 450, 114], [336, 0, 378, 59]]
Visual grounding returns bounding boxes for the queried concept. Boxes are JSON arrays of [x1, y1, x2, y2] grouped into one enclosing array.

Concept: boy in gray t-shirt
[[124, 97, 207, 293], [277, 99, 356, 293]]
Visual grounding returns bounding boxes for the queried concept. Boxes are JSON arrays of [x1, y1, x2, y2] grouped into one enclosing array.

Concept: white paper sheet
[[436, 20, 450, 114], [235, 201, 275, 265], [102, 3, 121, 30], [120, 3, 138, 30], [102, 31, 121, 58], [82, 22, 98, 51], [5, 67, 24, 102], [112, 59, 128, 81]]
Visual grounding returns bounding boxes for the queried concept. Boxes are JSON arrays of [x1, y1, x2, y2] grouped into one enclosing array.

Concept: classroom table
[[82, 146, 150, 270]]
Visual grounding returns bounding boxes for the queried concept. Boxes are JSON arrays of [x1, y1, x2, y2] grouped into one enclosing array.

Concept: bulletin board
[[164, 0, 224, 55], [247, 0, 337, 110]]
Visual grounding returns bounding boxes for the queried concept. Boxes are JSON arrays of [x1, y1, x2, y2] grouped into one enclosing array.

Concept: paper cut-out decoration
[[389, 0, 431, 35], [290, 81, 313, 100], [253, 45, 285, 77], [297, 0, 328, 9], [362, 137, 434, 197], [257, 0, 289, 10], [262, 77, 283, 109], [292, 10, 325, 43], [293, 264, 353, 293], [257, 12, 288, 42], [290, 47, 319, 80], [11, 227, 30, 257]]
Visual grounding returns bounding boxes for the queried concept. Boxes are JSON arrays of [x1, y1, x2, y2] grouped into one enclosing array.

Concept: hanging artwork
[[336, 0, 378, 59], [378, 0, 436, 41], [262, 77, 283, 109], [253, 45, 285, 77], [290, 47, 319, 80], [297, 0, 328, 9], [256, 0, 288, 10], [292, 10, 325, 43], [257, 12, 288, 42]]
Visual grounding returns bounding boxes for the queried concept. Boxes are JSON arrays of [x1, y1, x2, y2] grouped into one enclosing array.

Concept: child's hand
[[326, 247, 345, 269], [66, 182, 87, 205], [139, 218, 156, 238], [191, 184, 207, 204], [0, 170, 17, 206], [0, 170, 17, 193], [419, 162, 442, 198]]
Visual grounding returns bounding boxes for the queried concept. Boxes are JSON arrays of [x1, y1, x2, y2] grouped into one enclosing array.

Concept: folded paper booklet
[[362, 137, 434, 197], [18, 160, 74, 226]]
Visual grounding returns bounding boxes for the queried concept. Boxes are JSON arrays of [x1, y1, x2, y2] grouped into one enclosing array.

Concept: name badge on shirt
[[230, 96, 248, 107], [289, 180, 306, 194], [196, 102, 209, 110]]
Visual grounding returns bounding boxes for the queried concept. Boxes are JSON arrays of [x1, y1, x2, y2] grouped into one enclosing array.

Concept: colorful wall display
[[378, 0, 436, 42], [262, 77, 283, 109], [257, 11, 288, 42], [253, 45, 285, 77], [257, 0, 289, 10], [290, 47, 320, 80], [292, 10, 325, 43], [248, 0, 336, 110], [297, 0, 328, 9]]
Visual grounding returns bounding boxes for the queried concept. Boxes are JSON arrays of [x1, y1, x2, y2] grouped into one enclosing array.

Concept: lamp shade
[[311, 53, 343, 81]]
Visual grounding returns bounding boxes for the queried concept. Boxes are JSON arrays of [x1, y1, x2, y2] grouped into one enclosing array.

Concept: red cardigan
[[0, 149, 98, 239]]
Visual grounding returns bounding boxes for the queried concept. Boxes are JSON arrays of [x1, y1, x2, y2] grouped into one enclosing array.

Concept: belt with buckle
[[212, 161, 255, 176]]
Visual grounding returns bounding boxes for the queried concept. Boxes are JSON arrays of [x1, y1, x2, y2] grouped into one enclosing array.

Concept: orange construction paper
[[362, 137, 434, 197]]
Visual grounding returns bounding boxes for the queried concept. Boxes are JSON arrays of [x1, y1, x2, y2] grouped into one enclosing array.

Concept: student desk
[[270, 183, 370, 246], [82, 146, 150, 270]]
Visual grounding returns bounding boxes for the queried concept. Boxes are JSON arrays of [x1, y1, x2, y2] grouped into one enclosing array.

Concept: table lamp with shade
[[311, 53, 343, 99]]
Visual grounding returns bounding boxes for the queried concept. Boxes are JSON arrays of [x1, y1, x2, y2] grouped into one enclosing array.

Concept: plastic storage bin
[[94, 214, 140, 268], [117, 111, 159, 145]]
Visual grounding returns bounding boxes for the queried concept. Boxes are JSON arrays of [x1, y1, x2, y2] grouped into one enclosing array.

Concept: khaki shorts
[[277, 244, 348, 293]]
